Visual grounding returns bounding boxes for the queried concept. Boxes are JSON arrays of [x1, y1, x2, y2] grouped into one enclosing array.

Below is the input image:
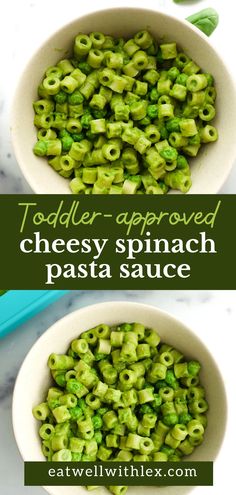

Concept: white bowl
[[11, 7, 236, 194], [12, 301, 227, 495]]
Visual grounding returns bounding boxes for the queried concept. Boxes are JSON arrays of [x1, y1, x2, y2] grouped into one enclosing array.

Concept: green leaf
[[186, 8, 219, 37]]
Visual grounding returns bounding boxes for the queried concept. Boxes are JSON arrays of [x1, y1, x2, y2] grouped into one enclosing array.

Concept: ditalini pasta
[[32, 30, 218, 194], [33, 322, 208, 495]]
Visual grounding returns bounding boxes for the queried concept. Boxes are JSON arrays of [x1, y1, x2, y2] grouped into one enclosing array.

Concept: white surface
[[0, 290, 236, 495], [0, 0, 236, 193]]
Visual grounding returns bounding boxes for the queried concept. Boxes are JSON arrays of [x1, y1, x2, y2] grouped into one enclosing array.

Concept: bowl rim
[[10, 6, 236, 194], [12, 299, 228, 473]]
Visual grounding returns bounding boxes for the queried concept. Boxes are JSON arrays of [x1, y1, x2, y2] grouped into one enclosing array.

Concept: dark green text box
[[25, 461, 213, 486], [0, 195, 235, 289]]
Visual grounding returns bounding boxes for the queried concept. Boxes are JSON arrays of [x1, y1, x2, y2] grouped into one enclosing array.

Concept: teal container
[[0, 290, 68, 338]]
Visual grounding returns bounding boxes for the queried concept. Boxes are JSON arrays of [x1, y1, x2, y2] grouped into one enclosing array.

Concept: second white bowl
[[12, 301, 227, 495]]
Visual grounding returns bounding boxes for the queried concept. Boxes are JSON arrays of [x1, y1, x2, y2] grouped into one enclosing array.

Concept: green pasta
[[33, 322, 208, 494], [32, 29, 218, 194]]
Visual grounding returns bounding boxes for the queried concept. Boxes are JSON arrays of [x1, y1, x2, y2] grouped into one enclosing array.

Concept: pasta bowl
[[11, 7, 236, 194], [12, 301, 227, 495]]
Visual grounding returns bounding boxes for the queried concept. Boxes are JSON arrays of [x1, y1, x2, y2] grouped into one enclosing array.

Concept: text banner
[[0, 195, 235, 288], [24, 461, 213, 486]]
